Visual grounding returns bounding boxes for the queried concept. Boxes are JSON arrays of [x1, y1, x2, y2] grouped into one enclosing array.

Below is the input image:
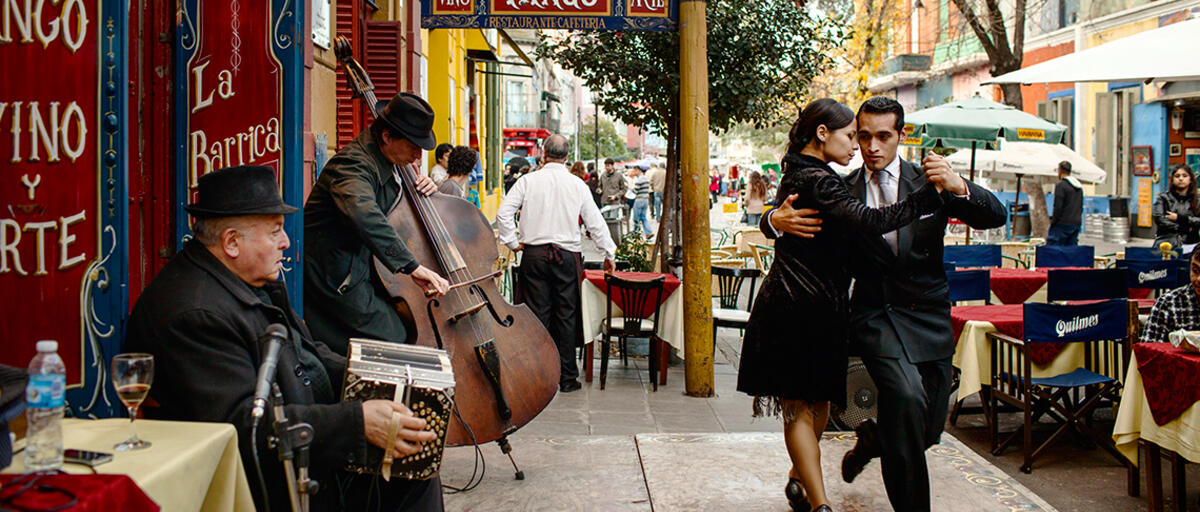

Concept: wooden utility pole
[[679, 0, 713, 397]]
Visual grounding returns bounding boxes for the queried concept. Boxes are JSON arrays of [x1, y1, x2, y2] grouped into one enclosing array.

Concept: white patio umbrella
[[945, 141, 1106, 184], [986, 17, 1200, 84]]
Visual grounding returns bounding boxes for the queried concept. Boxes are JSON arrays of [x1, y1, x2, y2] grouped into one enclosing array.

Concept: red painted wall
[[1019, 41, 1075, 115]]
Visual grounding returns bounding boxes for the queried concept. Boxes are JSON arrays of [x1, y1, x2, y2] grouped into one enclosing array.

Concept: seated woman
[[1153, 164, 1200, 250]]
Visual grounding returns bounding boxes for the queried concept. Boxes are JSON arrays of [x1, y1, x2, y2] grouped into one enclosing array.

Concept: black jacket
[[304, 129, 420, 353], [126, 240, 368, 511], [763, 160, 1007, 363], [1152, 190, 1200, 247], [1051, 178, 1083, 227]]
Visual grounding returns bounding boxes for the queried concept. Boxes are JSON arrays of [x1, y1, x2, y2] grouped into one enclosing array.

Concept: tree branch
[[950, 0, 1002, 63]]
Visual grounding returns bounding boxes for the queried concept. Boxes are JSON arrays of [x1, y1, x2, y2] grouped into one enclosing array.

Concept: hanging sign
[[422, 0, 677, 31], [0, 0, 102, 388]]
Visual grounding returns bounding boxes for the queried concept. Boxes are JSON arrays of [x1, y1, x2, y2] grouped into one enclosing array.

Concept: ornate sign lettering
[[424, 0, 675, 31]]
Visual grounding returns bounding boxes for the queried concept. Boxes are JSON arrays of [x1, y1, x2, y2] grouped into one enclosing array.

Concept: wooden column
[[679, 0, 713, 397]]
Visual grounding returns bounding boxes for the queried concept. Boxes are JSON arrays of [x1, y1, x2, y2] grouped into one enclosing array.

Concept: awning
[[945, 141, 1106, 184], [986, 17, 1200, 84]]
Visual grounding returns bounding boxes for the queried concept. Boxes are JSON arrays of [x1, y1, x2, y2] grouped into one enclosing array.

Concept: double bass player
[[304, 92, 450, 355]]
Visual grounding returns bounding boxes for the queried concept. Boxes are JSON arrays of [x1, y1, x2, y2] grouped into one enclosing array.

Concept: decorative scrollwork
[[77, 226, 119, 416], [230, 0, 242, 73], [180, 1, 199, 51], [273, 0, 295, 49]]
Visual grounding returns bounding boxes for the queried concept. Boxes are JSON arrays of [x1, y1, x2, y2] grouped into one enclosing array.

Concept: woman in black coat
[[1153, 164, 1200, 249], [736, 99, 944, 512]]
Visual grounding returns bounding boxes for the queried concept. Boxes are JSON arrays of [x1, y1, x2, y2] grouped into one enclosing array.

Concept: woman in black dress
[[736, 99, 945, 512]]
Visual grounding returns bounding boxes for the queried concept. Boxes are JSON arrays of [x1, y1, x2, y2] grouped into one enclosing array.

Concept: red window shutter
[[335, 0, 364, 148], [364, 21, 405, 117]]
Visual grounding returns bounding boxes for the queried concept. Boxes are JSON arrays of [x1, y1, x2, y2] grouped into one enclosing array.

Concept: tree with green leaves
[[538, 0, 845, 266], [573, 116, 629, 161]]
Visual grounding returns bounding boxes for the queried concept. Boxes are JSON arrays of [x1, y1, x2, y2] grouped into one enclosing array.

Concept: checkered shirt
[[1141, 284, 1200, 343]]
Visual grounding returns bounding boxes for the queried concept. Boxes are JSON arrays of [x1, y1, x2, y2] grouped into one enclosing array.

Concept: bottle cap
[[35, 340, 58, 352]]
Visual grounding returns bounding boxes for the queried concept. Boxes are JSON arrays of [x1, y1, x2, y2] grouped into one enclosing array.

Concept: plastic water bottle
[[24, 340, 65, 472]]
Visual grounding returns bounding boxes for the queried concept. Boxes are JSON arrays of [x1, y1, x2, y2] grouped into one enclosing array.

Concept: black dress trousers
[[519, 244, 583, 383]]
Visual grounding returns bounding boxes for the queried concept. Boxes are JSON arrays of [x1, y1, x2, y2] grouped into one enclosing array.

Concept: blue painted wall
[[1131, 102, 1168, 239]]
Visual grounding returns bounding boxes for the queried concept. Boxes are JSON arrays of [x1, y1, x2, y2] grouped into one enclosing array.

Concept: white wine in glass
[[111, 353, 154, 451]]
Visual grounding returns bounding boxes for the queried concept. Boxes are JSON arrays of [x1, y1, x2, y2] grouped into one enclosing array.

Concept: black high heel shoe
[[785, 478, 811, 512]]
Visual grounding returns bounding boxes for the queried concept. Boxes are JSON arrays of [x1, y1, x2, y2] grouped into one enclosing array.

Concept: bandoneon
[[341, 338, 455, 480]]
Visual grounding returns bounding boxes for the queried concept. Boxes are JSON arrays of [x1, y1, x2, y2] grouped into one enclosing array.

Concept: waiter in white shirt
[[497, 134, 616, 393]]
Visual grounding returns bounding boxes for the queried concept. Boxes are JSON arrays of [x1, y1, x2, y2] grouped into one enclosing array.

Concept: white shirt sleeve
[[496, 176, 525, 250], [579, 183, 617, 260], [763, 209, 782, 237]]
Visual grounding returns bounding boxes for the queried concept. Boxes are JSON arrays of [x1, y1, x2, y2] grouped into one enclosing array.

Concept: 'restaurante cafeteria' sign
[[423, 0, 676, 31]]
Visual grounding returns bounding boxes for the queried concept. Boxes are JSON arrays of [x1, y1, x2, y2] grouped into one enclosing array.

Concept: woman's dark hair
[[787, 98, 855, 155], [1172, 164, 1199, 215], [446, 146, 476, 176]]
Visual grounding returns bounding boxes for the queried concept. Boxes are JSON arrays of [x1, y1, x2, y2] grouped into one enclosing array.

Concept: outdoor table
[[950, 304, 1090, 400], [987, 267, 1053, 304], [1113, 343, 1200, 511], [580, 270, 684, 382], [5, 418, 255, 512]]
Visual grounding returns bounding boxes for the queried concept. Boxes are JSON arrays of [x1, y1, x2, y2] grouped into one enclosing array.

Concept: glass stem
[[128, 405, 139, 441]]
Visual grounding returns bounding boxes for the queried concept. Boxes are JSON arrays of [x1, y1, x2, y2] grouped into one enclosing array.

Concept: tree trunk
[[654, 112, 681, 273], [1026, 177, 1051, 239], [999, 82, 1024, 111]]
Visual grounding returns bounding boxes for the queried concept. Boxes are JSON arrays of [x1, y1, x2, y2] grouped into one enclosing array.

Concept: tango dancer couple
[[737, 97, 1006, 512]]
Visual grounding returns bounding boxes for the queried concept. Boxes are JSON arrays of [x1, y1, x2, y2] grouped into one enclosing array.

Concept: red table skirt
[[989, 268, 1049, 305], [0, 474, 158, 511], [951, 304, 1065, 366], [584, 270, 681, 319], [1133, 342, 1200, 426]]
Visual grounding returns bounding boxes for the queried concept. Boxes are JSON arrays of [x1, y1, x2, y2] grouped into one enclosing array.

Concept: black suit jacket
[[842, 160, 1006, 362], [761, 159, 1006, 363]]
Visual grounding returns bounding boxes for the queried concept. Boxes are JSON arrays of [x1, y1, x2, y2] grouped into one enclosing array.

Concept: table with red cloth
[[0, 474, 157, 511], [4, 419, 255, 512], [987, 267, 1156, 305], [579, 270, 684, 381], [1113, 343, 1200, 511], [951, 304, 1091, 400]]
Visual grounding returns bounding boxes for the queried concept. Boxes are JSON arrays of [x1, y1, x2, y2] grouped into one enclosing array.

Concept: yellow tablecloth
[[1113, 354, 1200, 465], [953, 319, 1088, 399], [6, 418, 254, 512], [581, 277, 685, 353]]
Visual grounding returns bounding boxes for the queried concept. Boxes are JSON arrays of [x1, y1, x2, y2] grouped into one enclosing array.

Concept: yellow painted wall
[[1078, 18, 1159, 166]]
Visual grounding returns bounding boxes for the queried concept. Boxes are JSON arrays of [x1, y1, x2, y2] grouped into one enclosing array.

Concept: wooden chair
[[1045, 268, 1128, 301], [1035, 245, 1095, 268], [711, 266, 762, 347], [986, 299, 1135, 473], [749, 243, 774, 272], [601, 274, 667, 391]]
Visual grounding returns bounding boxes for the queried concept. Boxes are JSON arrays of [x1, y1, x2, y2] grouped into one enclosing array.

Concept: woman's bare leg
[[781, 399, 830, 508]]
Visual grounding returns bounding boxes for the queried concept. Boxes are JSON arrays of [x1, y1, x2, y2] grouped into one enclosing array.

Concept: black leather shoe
[[813, 506, 832, 512], [785, 477, 810, 512], [558, 380, 582, 393], [841, 418, 880, 483]]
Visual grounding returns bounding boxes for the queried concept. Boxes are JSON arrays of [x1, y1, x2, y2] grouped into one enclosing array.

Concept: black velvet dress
[[737, 153, 943, 418]]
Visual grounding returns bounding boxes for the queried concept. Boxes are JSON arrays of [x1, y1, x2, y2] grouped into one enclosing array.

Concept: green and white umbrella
[[901, 94, 1066, 242]]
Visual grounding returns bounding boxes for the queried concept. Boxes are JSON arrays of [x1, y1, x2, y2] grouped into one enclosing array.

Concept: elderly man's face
[[232, 215, 290, 287], [380, 133, 422, 166]]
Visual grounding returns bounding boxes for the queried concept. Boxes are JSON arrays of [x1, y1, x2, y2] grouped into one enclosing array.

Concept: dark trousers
[[861, 355, 953, 512], [335, 473, 443, 512], [1047, 223, 1080, 246], [520, 244, 582, 383]]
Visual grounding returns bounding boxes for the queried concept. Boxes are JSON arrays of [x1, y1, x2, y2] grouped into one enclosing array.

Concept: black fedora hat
[[374, 93, 438, 151], [185, 165, 299, 219]]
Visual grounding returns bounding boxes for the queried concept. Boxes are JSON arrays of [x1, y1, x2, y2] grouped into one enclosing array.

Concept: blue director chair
[[944, 244, 1003, 268], [1124, 246, 1169, 261], [1035, 245, 1095, 268], [1045, 268, 1127, 301], [986, 299, 1134, 473], [947, 269, 992, 303], [1117, 259, 1189, 292]]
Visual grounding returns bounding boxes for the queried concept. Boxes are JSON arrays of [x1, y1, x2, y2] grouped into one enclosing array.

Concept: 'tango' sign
[[182, 0, 284, 195]]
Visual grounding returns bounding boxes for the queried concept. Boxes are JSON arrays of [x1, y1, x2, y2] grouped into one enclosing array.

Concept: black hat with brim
[[375, 93, 438, 151], [185, 165, 299, 219]]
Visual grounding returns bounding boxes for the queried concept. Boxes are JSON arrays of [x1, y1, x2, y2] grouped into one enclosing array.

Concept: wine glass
[[111, 353, 154, 451]]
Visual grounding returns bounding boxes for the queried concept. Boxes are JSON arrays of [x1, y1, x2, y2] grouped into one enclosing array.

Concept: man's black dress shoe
[[813, 506, 832, 512], [841, 418, 880, 483], [785, 477, 810, 512], [559, 380, 582, 393]]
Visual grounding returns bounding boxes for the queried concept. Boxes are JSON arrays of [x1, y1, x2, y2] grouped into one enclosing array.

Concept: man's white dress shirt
[[497, 162, 617, 260]]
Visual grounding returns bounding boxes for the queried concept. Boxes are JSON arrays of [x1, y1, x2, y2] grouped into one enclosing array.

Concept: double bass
[[334, 38, 560, 449]]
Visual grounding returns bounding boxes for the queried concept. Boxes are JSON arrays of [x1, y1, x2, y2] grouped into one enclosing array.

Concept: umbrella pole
[[1014, 174, 1023, 241], [966, 142, 976, 244]]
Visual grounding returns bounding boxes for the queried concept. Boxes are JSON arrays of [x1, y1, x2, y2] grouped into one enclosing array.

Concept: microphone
[[251, 323, 288, 422]]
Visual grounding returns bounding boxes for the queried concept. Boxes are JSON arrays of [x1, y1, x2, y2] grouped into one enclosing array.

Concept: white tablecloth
[[580, 277, 685, 354]]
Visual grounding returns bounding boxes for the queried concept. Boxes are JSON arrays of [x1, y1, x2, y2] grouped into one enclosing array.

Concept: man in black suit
[[763, 97, 1006, 511]]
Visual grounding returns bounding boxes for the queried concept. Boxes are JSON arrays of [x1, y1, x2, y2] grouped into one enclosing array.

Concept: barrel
[[1085, 214, 1106, 237], [1104, 217, 1130, 244]]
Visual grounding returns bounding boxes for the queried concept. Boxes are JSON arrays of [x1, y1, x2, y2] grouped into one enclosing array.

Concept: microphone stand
[[269, 383, 317, 512]]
